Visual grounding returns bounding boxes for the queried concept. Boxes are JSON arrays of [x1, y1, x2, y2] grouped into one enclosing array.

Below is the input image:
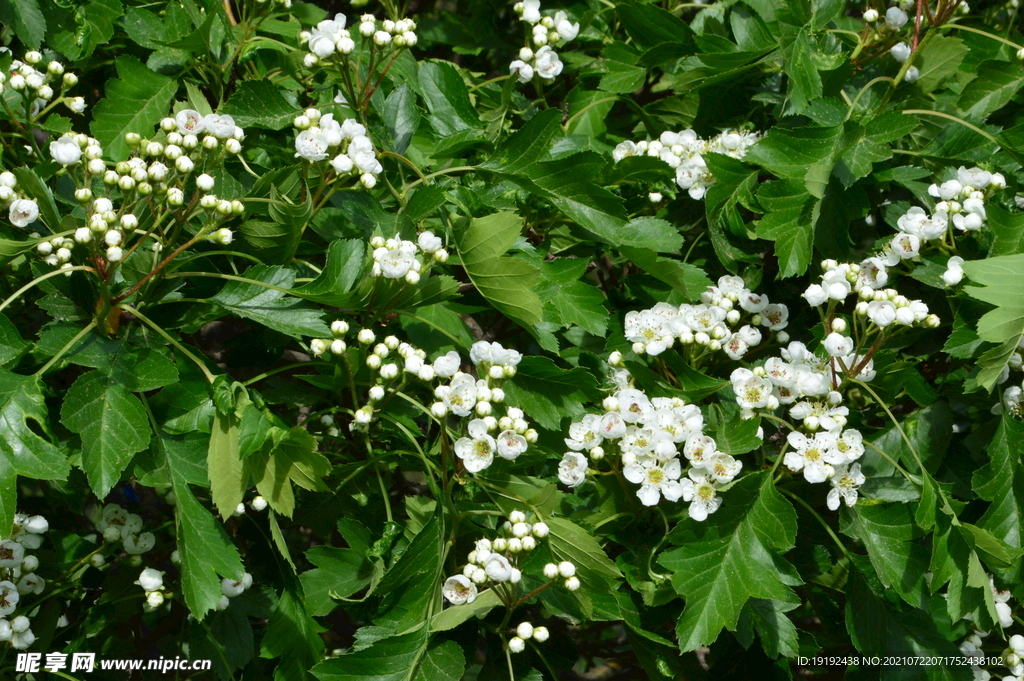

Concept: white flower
[[624, 458, 684, 506], [0, 581, 19, 616], [331, 154, 354, 174], [565, 414, 603, 451], [123, 531, 155, 554], [509, 59, 534, 82], [137, 568, 164, 592], [891, 232, 920, 259], [442, 574, 478, 604], [175, 109, 205, 135], [613, 141, 637, 162], [558, 451, 588, 487], [0, 540, 24, 567], [444, 373, 478, 416], [784, 431, 843, 483], [824, 333, 853, 358], [803, 284, 827, 307], [9, 199, 38, 228], [522, 0, 541, 23], [890, 42, 911, 62], [679, 469, 723, 521], [554, 12, 580, 40], [11, 629, 34, 650], [433, 351, 461, 378], [418, 231, 442, 253], [533, 46, 563, 79], [454, 419, 496, 472], [309, 31, 336, 58], [50, 135, 82, 165], [484, 553, 513, 582], [706, 453, 743, 484], [222, 577, 245, 597], [496, 430, 528, 460], [733, 374, 773, 410], [958, 166, 992, 189], [378, 247, 416, 279], [903, 66, 920, 83], [827, 464, 866, 510], [203, 113, 236, 139], [761, 303, 789, 330], [943, 256, 965, 286], [885, 6, 908, 29], [295, 129, 330, 161]]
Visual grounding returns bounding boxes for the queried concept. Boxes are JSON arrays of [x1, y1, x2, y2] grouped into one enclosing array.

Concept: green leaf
[[419, 61, 480, 136], [383, 84, 420, 155], [61, 370, 150, 498], [90, 56, 178, 161], [429, 588, 501, 632], [973, 414, 1024, 578], [220, 79, 297, 130], [0, 369, 69, 481], [480, 108, 562, 175], [987, 204, 1024, 256], [412, 640, 465, 681], [744, 124, 843, 181], [374, 516, 443, 630], [260, 587, 326, 678], [620, 247, 711, 300], [300, 547, 374, 616], [703, 154, 761, 270], [914, 34, 969, 94], [0, 314, 28, 366], [12, 167, 62, 233], [961, 254, 1024, 390], [780, 30, 823, 113], [502, 356, 603, 430], [742, 599, 799, 659], [0, 0, 46, 49], [658, 472, 799, 652], [170, 472, 245, 620], [547, 517, 624, 583], [603, 217, 684, 253], [598, 43, 646, 94], [834, 113, 919, 187], [755, 180, 817, 278], [209, 265, 331, 338], [209, 407, 246, 520], [48, 0, 123, 61], [312, 630, 428, 681], [959, 60, 1024, 119], [536, 278, 608, 336], [840, 503, 929, 608], [616, 3, 695, 50], [713, 415, 762, 455], [456, 212, 542, 328], [292, 240, 366, 307]]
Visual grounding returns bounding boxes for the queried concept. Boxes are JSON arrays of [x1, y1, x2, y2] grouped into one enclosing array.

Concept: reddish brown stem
[[111, 232, 205, 305]]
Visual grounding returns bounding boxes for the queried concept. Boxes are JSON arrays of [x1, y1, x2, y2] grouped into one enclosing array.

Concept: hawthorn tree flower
[[137, 568, 164, 592], [784, 431, 843, 483], [0, 581, 19, 616], [623, 458, 685, 506], [679, 469, 723, 521], [558, 451, 588, 487], [50, 135, 82, 165], [175, 109, 205, 135], [533, 46, 563, 79], [0, 540, 24, 567], [885, 6, 908, 30], [521, 0, 541, 23], [827, 464, 866, 510], [484, 553, 513, 582], [203, 113, 237, 139], [454, 419, 496, 472], [295, 129, 330, 161], [553, 11, 579, 40], [442, 575, 477, 605], [496, 430, 528, 460], [9, 199, 39, 228], [509, 59, 534, 82], [943, 256, 965, 286]]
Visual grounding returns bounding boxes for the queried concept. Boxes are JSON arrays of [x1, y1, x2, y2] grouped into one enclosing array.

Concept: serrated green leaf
[[209, 265, 331, 338], [48, 0, 122, 61], [0, 314, 28, 367], [659, 473, 799, 652], [383, 84, 420, 155], [412, 640, 465, 681], [987, 204, 1024, 257], [0, 0, 46, 49], [419, 61, 480, 136], [914, 34, 969, 94], [959, 60, 1024, 119], [312, 630, 428, 681], [755, 179, 817, 278], [292, 240, 366, 307], [620, 247, 711, 300], [260, 587, 326, 678], [300, 547, 373, 616], [0, 369, 69, 481], [428, 588, 501, 632], [973, 414, 1024, 579], [220, 79, 297, 130], [61, 370, 150, 498], [840, 503, 929, 608], [502, 356, 603, 430], [90, 56, 177, 161], [209, 407, 246, 520], [479, 108, 562, 175], [603, 217, 684, 253]]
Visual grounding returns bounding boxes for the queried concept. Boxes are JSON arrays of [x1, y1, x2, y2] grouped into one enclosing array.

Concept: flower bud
[[543, 563, 559, 580], [564, 576, 581, 591], [310, 339, 329, 356]]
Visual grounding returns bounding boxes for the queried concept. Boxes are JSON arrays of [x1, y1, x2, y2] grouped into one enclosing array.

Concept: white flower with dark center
[[8, 199, 38, 228], [683, 433, 718, 469], [599, 410, 627, 439], [509, 59, 534, 82], [565, 414, 603, 451], [723, 334, 748, 360], [857, 257, 888, 291], [761, 303, 790, 330], [455, 419, 496, 472], [615, 388, 652, 423], [891, 232, 920, 259], [764, 357, 796, 388], [827, 464, 865, 510], [733, 374, 773, 410], [679, 469, 723, 521], [0, 581, 19, 616], [496, 430, 528, 460], [175, 109, 205, 135], [784, 431, 843, 483], [295, 129, 330, 161], [16, 574, 43, 596], [0, 540, 24, 567], [558, 451, 588, 487], [442, 574, 478, 604], [624, 458, 684, 506], [624, 310, 673, 355]]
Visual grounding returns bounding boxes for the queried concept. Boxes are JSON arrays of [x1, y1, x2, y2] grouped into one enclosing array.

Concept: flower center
[[647, 469, 664, 485], [697, 484, 715, 501]]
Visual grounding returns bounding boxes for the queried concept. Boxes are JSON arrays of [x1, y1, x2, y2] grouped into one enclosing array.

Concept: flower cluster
[[507, 620, 550, 653], [1, 50, 84, 117], [293, 109, 383, 189], [369, 232, 448, 284], [97, 504, 156, 555], [862, 3, 922, 81], [624, 275, 789, 359], [216, 572, 254, 611], [612, 128, 760, 199], [0, 513, 50, 650], [301, 12, 417, 67], [442, 511, 572, 615], [509, 1, 579, 82]]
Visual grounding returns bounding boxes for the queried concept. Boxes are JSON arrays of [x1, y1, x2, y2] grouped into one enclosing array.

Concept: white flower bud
[[543, 563, 559, 580], [564, 576, 581, 591], [533, 626, 549, 642], [358, 329, 375, 345], [508, 637, 526, 653], [516, 622, 534, 639]]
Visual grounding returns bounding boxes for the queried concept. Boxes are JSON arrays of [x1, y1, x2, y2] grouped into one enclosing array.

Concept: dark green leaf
[[90, 56, 178, 161], [220, 79, 297, 130], [209, 265, 331, 338]]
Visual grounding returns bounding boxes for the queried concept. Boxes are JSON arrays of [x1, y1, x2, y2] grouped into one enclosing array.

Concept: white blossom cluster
[[508, 0, 579, 82], [507, 620, 550, 653], [957, 579, 1023, 681], [0, 172, 41, 232], [862, 2, 922, 81], [612, 128, 760, 199], [293, 109, 383, 189], [96, 504, 156, 555], [300, 12, 417, 67], [0, 513, 50, 649], [559, 382, 743, 519], [0, 49, 85, 117], [624, 275, 789, 360], [442, 510, 576, 623], [368, 231, 448, 285], [216, 572, 254, 611]]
